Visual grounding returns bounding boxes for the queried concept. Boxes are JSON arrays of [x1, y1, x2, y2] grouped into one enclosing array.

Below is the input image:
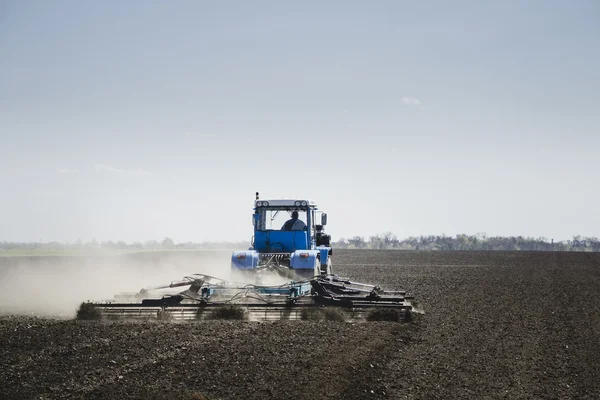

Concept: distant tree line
[[333, 233, 600, 252], [2, 234, 600, 252]]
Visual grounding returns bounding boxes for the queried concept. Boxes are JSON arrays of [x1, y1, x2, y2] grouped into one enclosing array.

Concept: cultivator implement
[[80, 274, 414, 322]]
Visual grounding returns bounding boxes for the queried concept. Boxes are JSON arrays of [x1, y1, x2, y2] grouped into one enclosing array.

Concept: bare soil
[[1, 250, 600, 399]]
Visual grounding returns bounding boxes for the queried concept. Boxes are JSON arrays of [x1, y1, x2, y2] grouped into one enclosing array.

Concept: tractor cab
[[231, 193, 332, 278], [252, 199, 326, 253]]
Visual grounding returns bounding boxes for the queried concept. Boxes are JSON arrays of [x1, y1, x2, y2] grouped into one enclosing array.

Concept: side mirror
[[321, 213, 327, 226]]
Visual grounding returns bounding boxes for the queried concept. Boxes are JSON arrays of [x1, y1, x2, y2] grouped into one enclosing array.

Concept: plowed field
[[1, 250, 599, 399]]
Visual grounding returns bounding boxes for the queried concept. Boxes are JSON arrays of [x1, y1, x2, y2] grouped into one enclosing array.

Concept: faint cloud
[[94, 164, 120, 173], [401, 97, 422, 106], [93, 164, 154, 177], [56, 167, 81, 174]]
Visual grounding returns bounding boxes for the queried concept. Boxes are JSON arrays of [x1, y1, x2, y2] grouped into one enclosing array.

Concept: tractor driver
[[281, 211, 307, 231]]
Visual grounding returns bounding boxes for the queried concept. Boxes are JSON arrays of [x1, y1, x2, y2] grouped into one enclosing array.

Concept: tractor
[[231, 193, 332, 280], [80, 193, 414, 322]]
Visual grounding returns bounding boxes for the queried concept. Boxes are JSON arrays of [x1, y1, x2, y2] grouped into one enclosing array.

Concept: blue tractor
[[231, 193, 333, 279]]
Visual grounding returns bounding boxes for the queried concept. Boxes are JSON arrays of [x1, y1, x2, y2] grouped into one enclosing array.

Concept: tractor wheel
[[320, 257, 333, 275]]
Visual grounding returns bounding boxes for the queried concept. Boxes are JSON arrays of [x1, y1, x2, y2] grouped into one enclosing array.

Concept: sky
[[1, 0, 599, 243]]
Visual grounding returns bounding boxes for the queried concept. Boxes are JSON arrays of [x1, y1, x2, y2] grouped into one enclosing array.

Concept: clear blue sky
[[1, 0, 599, 243]]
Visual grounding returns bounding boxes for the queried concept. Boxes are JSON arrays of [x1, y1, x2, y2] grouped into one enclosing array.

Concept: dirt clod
[[210, 305, 246, 320], [76, 302, 102, 320]]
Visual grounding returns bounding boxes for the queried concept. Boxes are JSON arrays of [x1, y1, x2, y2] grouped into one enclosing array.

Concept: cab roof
[[255, 199, 317, 208]]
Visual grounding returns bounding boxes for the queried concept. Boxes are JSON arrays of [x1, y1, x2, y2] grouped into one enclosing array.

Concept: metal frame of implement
[[87, 274, 413, 321]]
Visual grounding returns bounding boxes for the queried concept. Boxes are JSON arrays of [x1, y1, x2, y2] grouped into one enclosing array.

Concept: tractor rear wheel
[[320, 257, 332, 275]]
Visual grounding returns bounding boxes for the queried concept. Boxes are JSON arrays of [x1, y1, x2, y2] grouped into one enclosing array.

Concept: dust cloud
[[229, 268, 294, 287], [0, 251, 233, 318]]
